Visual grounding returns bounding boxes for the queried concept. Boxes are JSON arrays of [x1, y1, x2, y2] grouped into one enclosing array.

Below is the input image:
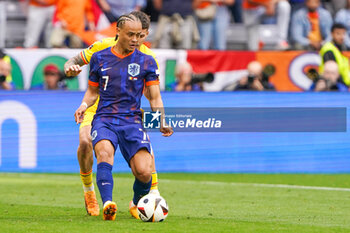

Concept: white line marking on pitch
[[161, 179, 350, 192]]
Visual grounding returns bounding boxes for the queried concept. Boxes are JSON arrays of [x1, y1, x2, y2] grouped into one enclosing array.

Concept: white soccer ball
[[137, 194, 169, 222]]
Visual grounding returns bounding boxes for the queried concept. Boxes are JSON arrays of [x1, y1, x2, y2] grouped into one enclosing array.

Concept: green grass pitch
[[0, 173, 350, 233]]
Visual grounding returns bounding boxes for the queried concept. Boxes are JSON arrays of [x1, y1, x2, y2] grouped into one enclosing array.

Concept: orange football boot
[[129, 200, 140, 219], [103, 201, 117, 220], [84, 190, 100, 216]]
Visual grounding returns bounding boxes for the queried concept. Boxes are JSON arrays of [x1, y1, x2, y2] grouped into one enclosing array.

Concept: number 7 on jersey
[[102, 76, 109, 91]]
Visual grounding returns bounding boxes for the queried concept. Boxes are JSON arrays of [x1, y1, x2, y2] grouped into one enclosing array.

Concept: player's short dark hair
[[116, 14, 140, 29], [130, 11, 150, 30], [331, 23, 347, 32]]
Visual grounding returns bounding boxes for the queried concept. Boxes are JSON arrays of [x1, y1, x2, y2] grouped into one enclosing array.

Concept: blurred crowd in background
[[0, 0, 350, 92], [0, 0, 349, 51]]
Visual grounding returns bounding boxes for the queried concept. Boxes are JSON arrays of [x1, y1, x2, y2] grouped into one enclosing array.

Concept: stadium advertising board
[[0, 91, 349, 173], [6, 49, 350, 91]]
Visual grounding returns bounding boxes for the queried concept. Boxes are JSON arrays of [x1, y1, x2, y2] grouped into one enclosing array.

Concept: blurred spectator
[[334, 0, 350, 48], [331, 0, 347, 14], [167, 62, 202, 91], [235, 61, 275, 91], [152, 0, 200, 49], [229, 0, 243, 23], [96, 0, 146, 23], [291, 0, 332, 50], [243, 0, 291, 51], [194, 0, 235, 50], [288, 0, 305, 43], [50, 0, 95, 48], [322, 0, 347, 16], [24, 0, 56, 48], [289, 0, 305, 15], [44, 64, 66, 90], [32, 64, 66, 90], [319, 23, 349, 86], [310, 61, 348, 91], [0, 50, 13, 90], [143, 0, 160, 22]]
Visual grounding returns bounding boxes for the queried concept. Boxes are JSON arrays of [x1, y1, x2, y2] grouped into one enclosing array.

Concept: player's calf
[[78, 126, 94, 174]]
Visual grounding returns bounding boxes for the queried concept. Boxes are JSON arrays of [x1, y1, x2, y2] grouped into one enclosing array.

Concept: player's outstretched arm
[[74, 85, 99, 124], [64, 54, 84, 77], [145, 84, 173, 137]]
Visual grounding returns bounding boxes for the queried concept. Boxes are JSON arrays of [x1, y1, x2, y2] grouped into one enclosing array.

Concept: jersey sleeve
[[80, 38, 117, 64], [140, 44, 159, 69], [144, 56, 160, 86], [88, 54, 100, 87], [145, 47, 159, 69], [80, 41, 101, 64]]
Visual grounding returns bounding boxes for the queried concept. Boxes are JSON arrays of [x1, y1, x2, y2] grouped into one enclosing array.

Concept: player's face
[[117, 20, 142, 53], [137, 29, 149, 48]]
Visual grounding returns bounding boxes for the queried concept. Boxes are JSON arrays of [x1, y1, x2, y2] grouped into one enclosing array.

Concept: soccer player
[[74, 13, 172, 221], [65, 11, 161, 218]]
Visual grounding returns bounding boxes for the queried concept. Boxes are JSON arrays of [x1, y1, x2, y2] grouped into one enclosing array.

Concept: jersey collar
[[111, 47, 135, 59]]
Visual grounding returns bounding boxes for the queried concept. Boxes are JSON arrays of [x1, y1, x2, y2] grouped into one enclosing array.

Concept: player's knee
[[80, 137, 92, 148], [134, 165, 152, 183], [136, 172, 152, 183], [96, 149, 112, 162], [78, 137, 92, 153]]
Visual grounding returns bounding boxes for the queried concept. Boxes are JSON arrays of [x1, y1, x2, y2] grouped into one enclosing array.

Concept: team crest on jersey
[[128, 63, 140, 77]]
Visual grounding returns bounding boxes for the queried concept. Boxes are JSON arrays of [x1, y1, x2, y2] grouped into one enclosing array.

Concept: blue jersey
[[89, 47, 159, 125]]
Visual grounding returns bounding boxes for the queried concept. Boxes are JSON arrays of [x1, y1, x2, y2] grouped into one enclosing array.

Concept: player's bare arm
[[145, 84, 173, 137], [64, 54, 84, 77], [74, 85, 99, 124]]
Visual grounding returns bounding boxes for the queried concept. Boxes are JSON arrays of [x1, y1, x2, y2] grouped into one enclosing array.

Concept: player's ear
[[116, 27, 121, 36]]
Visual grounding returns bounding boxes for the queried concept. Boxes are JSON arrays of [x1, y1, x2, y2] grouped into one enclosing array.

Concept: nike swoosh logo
[[101, 67, 112, 72], [102, 182, 111, 185]]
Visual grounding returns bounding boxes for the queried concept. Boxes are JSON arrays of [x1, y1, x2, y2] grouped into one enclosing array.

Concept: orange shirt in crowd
[[308, 11, 322, 43], [197, 1, 225, 8], [29, 0, 57, 7], [197, 1, 212, 9], [243, 0, 271, 9], [55, 0, 94, 33]]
